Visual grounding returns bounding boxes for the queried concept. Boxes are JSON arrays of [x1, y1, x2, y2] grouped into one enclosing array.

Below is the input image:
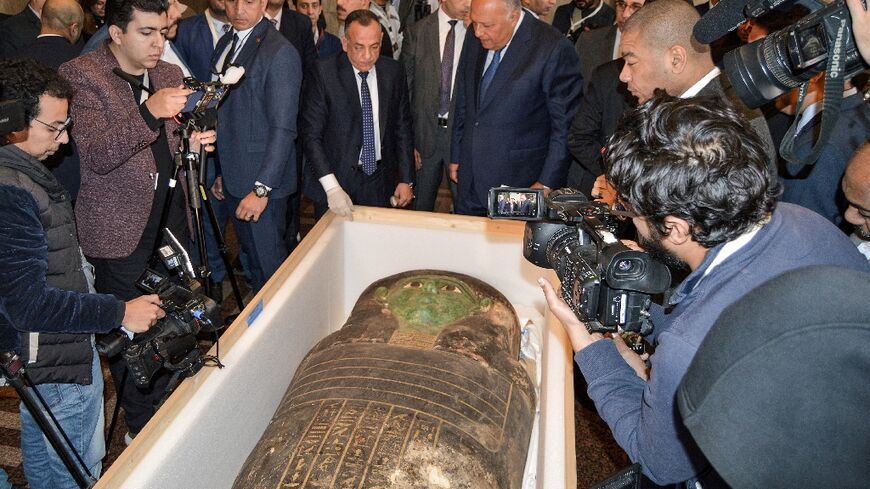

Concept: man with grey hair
[[617, 0, 775, 161], [19, 0, 84, 68], [449, 0, 582, 216]]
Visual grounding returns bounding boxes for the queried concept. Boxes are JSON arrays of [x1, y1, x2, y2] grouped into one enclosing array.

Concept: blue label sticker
[[246, 299, 264, 326]]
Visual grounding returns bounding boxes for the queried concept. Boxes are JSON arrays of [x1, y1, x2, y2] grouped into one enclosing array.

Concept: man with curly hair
[[540, 93, 868, 486]]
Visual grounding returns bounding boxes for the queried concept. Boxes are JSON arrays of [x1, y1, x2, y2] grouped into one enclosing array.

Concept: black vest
[[0, 146, 94, 384]]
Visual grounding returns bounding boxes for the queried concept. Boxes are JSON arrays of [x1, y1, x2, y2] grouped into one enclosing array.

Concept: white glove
[[326, 186, 354, 219]]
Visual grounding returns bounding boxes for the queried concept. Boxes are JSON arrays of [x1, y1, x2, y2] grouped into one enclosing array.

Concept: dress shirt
[[206, 9, 230, 46], [795, 86, 859, 134], [611, 27, 621, 60], [29, 4, 41, 19], [680, 67, 721, 98], [483, 10, 525, 72], [353, 65, 382, 162], [161, 40, 192, 78], [437, 7, 467, 118], [266, 8, 282, 30], [35, 33, 62, 39]]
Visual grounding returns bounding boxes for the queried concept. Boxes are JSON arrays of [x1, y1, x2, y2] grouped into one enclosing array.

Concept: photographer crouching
[[0, 58, 164, 489], [539, 93, 869, 486]]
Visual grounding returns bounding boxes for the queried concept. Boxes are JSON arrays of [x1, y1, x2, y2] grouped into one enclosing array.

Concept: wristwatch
[[253, 183, 271, 198]]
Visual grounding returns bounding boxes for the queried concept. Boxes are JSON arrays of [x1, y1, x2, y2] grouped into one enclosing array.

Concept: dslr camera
[[98, 232, 220, 388], [488, 188, 671, 338]]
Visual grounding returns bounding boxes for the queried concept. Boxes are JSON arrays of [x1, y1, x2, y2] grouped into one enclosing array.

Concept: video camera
[[98, 230, 220, 388], [488, 188, 672, 340]]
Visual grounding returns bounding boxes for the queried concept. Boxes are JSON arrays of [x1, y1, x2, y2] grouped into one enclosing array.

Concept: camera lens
[[724, 32, 802, 109]]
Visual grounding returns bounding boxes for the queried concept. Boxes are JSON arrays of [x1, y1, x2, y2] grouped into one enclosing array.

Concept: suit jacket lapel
[[478, 14, 532, 111], [376, 60, 388, 139], [232, 18, 270, 70], [473, 41, 486, 109], [338, 54, 363, 130]]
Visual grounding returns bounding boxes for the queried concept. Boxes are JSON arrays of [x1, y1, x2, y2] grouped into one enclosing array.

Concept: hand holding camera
[[122, 294, 165, 333], [145, 85, 193, 119]]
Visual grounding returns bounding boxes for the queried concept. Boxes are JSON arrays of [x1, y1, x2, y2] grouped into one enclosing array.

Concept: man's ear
[[668, 44, 688, 74], [661, 215, 692, 245], [108, 24, 123, 44]]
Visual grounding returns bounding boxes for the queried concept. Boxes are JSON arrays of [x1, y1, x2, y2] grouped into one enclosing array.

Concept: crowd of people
[[0, 0, 868, 486]]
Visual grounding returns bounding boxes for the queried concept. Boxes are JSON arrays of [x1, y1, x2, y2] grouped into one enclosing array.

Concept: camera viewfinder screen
[[495, 191, 538, 218]]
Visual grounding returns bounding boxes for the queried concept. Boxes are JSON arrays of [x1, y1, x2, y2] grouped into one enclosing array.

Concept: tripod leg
[[200, 184, 246, 310], [1, 356, 96, 489]]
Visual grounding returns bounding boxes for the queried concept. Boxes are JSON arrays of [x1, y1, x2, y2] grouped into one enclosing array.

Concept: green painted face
[[375, 275, 492, 335]]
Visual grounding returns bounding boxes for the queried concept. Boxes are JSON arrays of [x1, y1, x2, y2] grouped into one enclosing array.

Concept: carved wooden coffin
[[232, 270, 536, 489]]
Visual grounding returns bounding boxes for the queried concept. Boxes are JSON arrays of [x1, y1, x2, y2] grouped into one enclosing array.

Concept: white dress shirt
[[353, 65, 382, 162], [266, 8, 283, 30], [680, 67, 721, 98], [483, 11, 525, 72]]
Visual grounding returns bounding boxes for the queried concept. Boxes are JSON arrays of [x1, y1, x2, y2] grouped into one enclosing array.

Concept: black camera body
[[0, 99, 25, 137], [725, 0, 867, 108], [98, 239, 220, 388], [488, 188, 671, 335]]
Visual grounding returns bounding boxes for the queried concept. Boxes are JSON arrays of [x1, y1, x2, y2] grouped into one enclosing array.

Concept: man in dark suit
[[19, 0, 83, 68], [552, 0, 614, 43], [265, 0, 317, 71], [574, 0, 645, 88], [294, 0, 343, 58], [301, 9, 414, 219], [209, 0, 301, 293], [0, 0, 43, 58], [449, 0, 583, 216], [175, 0, 230, 81], [400, 0, 469, 211], [566, 58, 633, 196]]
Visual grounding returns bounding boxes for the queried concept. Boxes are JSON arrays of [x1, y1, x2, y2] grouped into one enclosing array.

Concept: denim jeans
[[0, 468, 11, 489], [19, 343, 105, 489]]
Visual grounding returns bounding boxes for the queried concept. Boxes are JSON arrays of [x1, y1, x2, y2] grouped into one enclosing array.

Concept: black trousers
[[89, 223, 188, 434]]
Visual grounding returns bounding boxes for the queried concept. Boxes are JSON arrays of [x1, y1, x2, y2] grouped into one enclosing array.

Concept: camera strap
[[778, 16, 848, 167]]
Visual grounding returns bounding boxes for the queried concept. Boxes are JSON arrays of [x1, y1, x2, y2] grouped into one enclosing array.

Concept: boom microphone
[[693, 0, 751, 44]]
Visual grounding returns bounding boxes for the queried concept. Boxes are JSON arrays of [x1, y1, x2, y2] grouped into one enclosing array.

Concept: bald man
[[19, 0, 84, 68], [618, 0, 776, 162], [843, 143, 870, 262]]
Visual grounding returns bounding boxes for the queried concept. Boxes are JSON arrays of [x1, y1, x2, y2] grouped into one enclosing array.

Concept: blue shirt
[[576, 203, 869, 484]]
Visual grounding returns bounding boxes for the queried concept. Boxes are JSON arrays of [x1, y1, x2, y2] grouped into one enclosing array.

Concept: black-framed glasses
[[32, 116, 72, 141]]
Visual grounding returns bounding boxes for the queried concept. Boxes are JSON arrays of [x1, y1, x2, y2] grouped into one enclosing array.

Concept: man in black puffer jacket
[[0, 58, 164, 489]]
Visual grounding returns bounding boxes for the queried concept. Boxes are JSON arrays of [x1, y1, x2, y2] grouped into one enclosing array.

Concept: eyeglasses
[[32, 116, 72, 141]]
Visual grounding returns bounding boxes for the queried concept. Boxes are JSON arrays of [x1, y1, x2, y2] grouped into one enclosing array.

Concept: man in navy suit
[[0, 0, 43, 58], [210, 0, 302, 293], [265, 0, 316, 72], [301, 9, 414, 219], [175, 0, 231, 81], [449, 0, 582, 216]]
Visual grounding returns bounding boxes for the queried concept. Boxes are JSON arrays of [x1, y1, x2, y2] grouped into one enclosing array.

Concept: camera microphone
[[693, 0, 751, 44], [112, 67, 154, 95], [218, 65, 245, 85]]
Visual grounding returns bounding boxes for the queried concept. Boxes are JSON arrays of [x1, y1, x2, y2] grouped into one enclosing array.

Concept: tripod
[[1, 352, 96, 489]]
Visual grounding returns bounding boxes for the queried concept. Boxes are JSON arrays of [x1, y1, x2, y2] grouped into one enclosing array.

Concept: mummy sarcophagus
[[233, 270, 536, 489]]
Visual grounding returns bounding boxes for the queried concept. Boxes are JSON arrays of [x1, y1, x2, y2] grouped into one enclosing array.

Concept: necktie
[[359, 71, 377, 176], [479, 47, 502, 101], [220, 32, 238, 73], [439, 20, 458, 116], [221, 23, 231, 34], [269, 17, 278, 29]]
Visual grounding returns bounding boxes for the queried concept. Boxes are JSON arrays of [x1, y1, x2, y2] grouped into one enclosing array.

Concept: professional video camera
[[694, 0, 869, 164], [488, 188, 671, 342], [98, 230, 220, 388]]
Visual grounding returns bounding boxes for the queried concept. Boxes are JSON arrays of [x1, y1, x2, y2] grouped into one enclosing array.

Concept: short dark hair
[[0, 58, 74, 126], [106, 0, 168, 31], [344, 9, 380, 33], [604, 91, 780, 248]]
